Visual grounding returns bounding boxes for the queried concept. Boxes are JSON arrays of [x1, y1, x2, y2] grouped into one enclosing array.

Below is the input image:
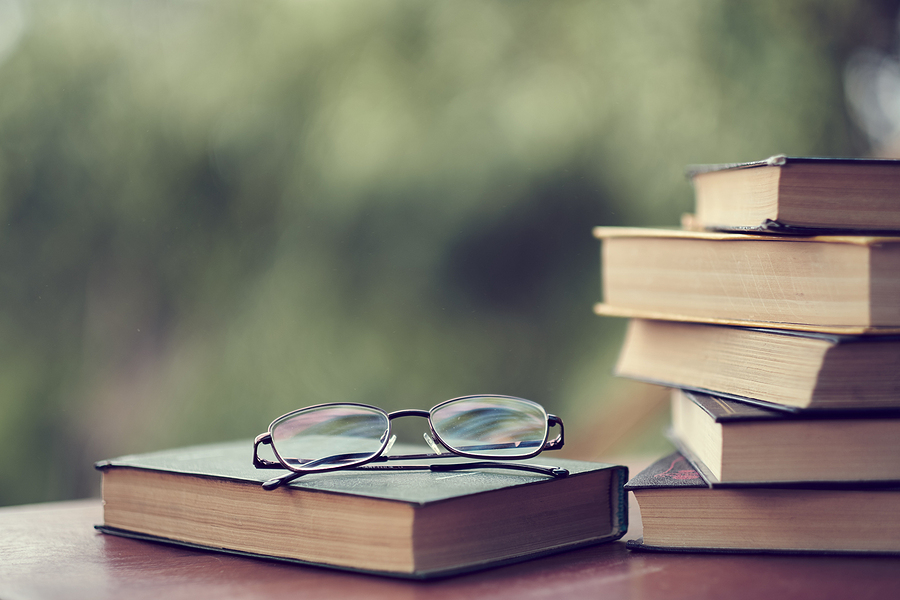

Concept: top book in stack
[[685, 155, 900, 234]]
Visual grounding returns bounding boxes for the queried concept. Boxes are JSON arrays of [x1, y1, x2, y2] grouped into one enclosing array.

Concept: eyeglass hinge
[[253, 432, 281, 468], [545, 414, 565, 451]]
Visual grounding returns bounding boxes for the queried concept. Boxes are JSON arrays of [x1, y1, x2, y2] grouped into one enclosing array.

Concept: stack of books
[[594, 155, 900, 555]]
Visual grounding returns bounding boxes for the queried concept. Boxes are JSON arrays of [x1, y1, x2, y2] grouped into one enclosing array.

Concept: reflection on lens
[[430, 396, 547, 458], [270, 404, 389, 471]]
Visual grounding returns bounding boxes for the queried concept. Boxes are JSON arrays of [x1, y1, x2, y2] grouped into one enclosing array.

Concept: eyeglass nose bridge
[[386, 408, 432, 420], [386, 408, 439, 447]]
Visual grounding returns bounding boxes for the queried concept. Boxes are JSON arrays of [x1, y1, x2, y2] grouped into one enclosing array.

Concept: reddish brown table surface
[[3, 494, 900, 600]]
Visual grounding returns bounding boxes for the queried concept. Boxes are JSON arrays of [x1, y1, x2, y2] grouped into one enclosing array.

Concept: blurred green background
[[0, 0, 896, 506]]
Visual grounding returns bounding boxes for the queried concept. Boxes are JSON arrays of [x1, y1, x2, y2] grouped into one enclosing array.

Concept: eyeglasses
[[252, 394, 567, 490]]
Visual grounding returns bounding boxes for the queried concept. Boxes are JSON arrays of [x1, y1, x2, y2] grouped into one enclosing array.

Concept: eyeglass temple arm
[[253, 433, 282, 469], [257, 452, 485, 490], [543, 414, 565, 451], [260, 460, 569, 491], [430, 461, 569, 478]]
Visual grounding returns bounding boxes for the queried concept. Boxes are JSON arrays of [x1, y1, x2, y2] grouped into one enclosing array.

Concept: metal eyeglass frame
[[252, 394, 567, 490]]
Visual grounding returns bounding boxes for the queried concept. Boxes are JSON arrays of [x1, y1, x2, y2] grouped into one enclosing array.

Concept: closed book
[[686, 155, 900, 233], [625, 453, 900, 555], [593, 227, 900, 333], [95, 440, 628, 579], [669, 389, 900, 485], [614, 319, 900, 411]]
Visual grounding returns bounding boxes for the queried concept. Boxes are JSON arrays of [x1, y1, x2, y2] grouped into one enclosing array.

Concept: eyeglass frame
[[252, 394, 567, 490]]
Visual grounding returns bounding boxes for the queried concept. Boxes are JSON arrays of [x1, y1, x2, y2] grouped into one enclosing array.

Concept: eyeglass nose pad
[[423, 432, 442, 455], [384, 434, 397, 455]]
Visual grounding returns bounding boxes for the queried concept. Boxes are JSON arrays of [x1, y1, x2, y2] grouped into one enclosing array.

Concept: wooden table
[[3, 495, 900, 600]]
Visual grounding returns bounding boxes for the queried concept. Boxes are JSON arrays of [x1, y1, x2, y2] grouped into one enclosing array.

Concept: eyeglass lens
[[270, 405, 390, 471], [430, 396, 547, 458]]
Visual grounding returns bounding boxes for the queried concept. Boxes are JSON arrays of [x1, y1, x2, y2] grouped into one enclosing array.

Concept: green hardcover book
[[626, 453, 900, 555], [95, 441, 628, 579]]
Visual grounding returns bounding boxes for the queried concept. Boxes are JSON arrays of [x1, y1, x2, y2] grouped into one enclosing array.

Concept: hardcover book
[[687, 155, 900, 233], [625, 453, 900, 555], [95, 440, 628, 579], [669, 389, 900, 485], [593, 227, 900, 333], [614, 319, 900, 410]]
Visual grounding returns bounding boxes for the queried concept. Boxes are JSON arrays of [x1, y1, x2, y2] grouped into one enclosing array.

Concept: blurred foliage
[[0, 0, 893, 505]]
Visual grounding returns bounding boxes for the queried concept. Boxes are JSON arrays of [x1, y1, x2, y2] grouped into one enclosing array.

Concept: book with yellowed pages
[[94, 440, 628, 579], [625, 452, 900, 555], [615, 319, 900, 411], [593, 227, 900, 333], [669, 389, 900, 485], [686, 155, 900, 233]]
